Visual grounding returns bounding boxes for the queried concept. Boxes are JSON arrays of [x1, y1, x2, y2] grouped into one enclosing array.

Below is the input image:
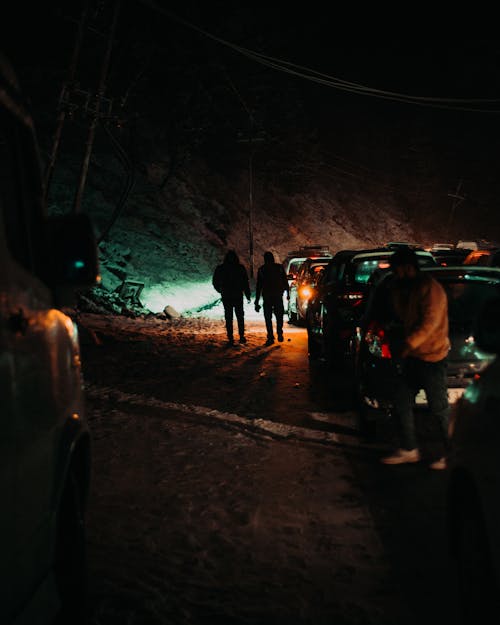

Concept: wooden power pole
[[73, 0, 121, 214]]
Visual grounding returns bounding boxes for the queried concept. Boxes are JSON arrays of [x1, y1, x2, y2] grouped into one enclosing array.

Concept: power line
[[136, 1, 500, 114]]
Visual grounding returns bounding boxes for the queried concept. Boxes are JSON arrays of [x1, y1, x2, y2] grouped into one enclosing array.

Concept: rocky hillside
[[9, 4, 500, 314]]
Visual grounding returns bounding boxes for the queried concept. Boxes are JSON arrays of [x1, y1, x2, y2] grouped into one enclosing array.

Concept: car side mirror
[[474, 297, 500, 354], [43, 213, 99, 296]]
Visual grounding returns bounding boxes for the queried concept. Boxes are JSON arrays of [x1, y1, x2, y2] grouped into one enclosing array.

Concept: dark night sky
[[7, 4, 500, 105], [5, 3, 500, 215]]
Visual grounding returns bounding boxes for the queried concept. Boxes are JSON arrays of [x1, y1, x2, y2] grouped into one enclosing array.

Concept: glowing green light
[[464, 383, 480, 404], [141, 280, 221, 315], [74, 260, 85, 269]]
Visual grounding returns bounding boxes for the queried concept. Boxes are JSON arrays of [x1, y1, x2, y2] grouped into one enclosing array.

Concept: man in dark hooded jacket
[[254, 251, 290, 345], [212, 250, 251, 345]]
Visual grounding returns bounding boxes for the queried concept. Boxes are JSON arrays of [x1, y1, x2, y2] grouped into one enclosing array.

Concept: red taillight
[[365, 320, 392, 358], [337, 292, 364, 306]]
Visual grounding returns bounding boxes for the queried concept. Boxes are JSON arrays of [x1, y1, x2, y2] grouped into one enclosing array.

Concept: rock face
[[63, 147, 475, 316], [22, 6, 499, 315]]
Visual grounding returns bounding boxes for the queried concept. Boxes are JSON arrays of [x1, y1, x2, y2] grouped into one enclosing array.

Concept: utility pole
[[237, 124, 264, 279], [447, 179, 465, 230], [73, 0, 121, 214], [44, 0, 90, 202]]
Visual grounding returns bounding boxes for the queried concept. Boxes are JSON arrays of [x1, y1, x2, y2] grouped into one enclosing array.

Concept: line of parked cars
[[287, 241, 500, 617], [354, 265, 500, 434], [304, 246, 436, 365], [446, 295, 500, 621]]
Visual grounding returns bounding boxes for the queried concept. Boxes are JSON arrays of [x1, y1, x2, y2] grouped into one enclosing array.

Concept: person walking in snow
[[380, 246, 450, 469], [254, 251, 290, 346], [212, 250, 251, 345]]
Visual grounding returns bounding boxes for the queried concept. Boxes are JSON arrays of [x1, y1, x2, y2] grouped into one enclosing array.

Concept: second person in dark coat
[[254, 251, 290, 345]]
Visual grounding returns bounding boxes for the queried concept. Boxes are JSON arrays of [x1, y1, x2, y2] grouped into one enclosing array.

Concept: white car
[[430, 242, 455, 251], [0, 53, 98, 624], [447, 296, 500, 622]]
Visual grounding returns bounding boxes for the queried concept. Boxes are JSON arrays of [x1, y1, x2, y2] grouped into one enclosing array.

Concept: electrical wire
[[136, 0, 500, 114]]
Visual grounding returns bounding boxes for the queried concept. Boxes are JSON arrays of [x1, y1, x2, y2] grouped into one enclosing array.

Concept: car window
[[445, 280, 500, 329], [417, 254, 437, 267], [351, 258, 391, 285], [288, 260, 303, 276], [0, 106, 44, 274], [298, 263, 310, 280]]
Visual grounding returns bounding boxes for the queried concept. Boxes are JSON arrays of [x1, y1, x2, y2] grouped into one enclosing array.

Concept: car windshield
[[367, 272, 500, 330], [288, 260, 304, 275], [444, 278, 500, 330], [349, 253, 435, 286], [352, 259, 391, 284]]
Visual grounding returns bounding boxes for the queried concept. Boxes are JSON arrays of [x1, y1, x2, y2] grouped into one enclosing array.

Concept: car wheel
[[307, 324, 321, 360], [323, 324, 343, 371], [454, 485, 498, 623], [54, 468, 88, 625]]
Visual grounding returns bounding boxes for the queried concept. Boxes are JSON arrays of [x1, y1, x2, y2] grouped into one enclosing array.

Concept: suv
[[447, 297, 500, 621], [0, 54, 98, 624], [431, 247, 469, 267], [283, 245, 332, 286], [288, 256, 331, 325], [306, 247, 436, 367], [354, 266, 500, 436]]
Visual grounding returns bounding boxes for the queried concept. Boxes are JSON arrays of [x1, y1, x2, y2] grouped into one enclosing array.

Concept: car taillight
[[364, 320, 392, 358], [337, 292, 364, 305]]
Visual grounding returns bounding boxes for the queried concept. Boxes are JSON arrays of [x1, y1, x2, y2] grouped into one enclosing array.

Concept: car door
[[0, 209, 17, 617]]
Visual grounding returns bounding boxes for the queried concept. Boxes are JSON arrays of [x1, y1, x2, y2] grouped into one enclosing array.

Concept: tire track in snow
[[85, 383, 347, 447]]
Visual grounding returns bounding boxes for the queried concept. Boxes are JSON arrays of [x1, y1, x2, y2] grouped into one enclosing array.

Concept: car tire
[[54, 468, 88, 625], [453, 483, 498, 623], [307, 324, 321, 360]]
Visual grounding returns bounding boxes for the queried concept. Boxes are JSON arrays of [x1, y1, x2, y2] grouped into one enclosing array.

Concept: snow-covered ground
[[78, 312, 458, 625]]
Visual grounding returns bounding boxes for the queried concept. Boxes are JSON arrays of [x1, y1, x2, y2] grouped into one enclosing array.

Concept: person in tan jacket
[[381, 247, 450, 469]]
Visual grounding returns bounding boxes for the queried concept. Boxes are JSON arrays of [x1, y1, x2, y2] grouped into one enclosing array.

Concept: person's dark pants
[[392, 356, 450, 451], [222, 295, 245, 341], [263, 296, 284, 340]]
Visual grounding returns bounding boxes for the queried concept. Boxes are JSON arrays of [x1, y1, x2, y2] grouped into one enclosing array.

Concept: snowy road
[[78, 312, 459, 624]]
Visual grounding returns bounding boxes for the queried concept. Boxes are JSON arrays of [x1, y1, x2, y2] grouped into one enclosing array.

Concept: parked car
[[385, 241, 423, 250], [354, 266, 500, 436], [431, 247, 469, 266], [430, 242, 455, 251], [463, 248, 500, 266], [288, 256, 331, 325], [0, 53, 98, 625], [447, 296, 500, 622], [306, 247, 436, 367], [456, 239, 498, 252], [486, 249, 500, 267], [283, 245, 332, 287]]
